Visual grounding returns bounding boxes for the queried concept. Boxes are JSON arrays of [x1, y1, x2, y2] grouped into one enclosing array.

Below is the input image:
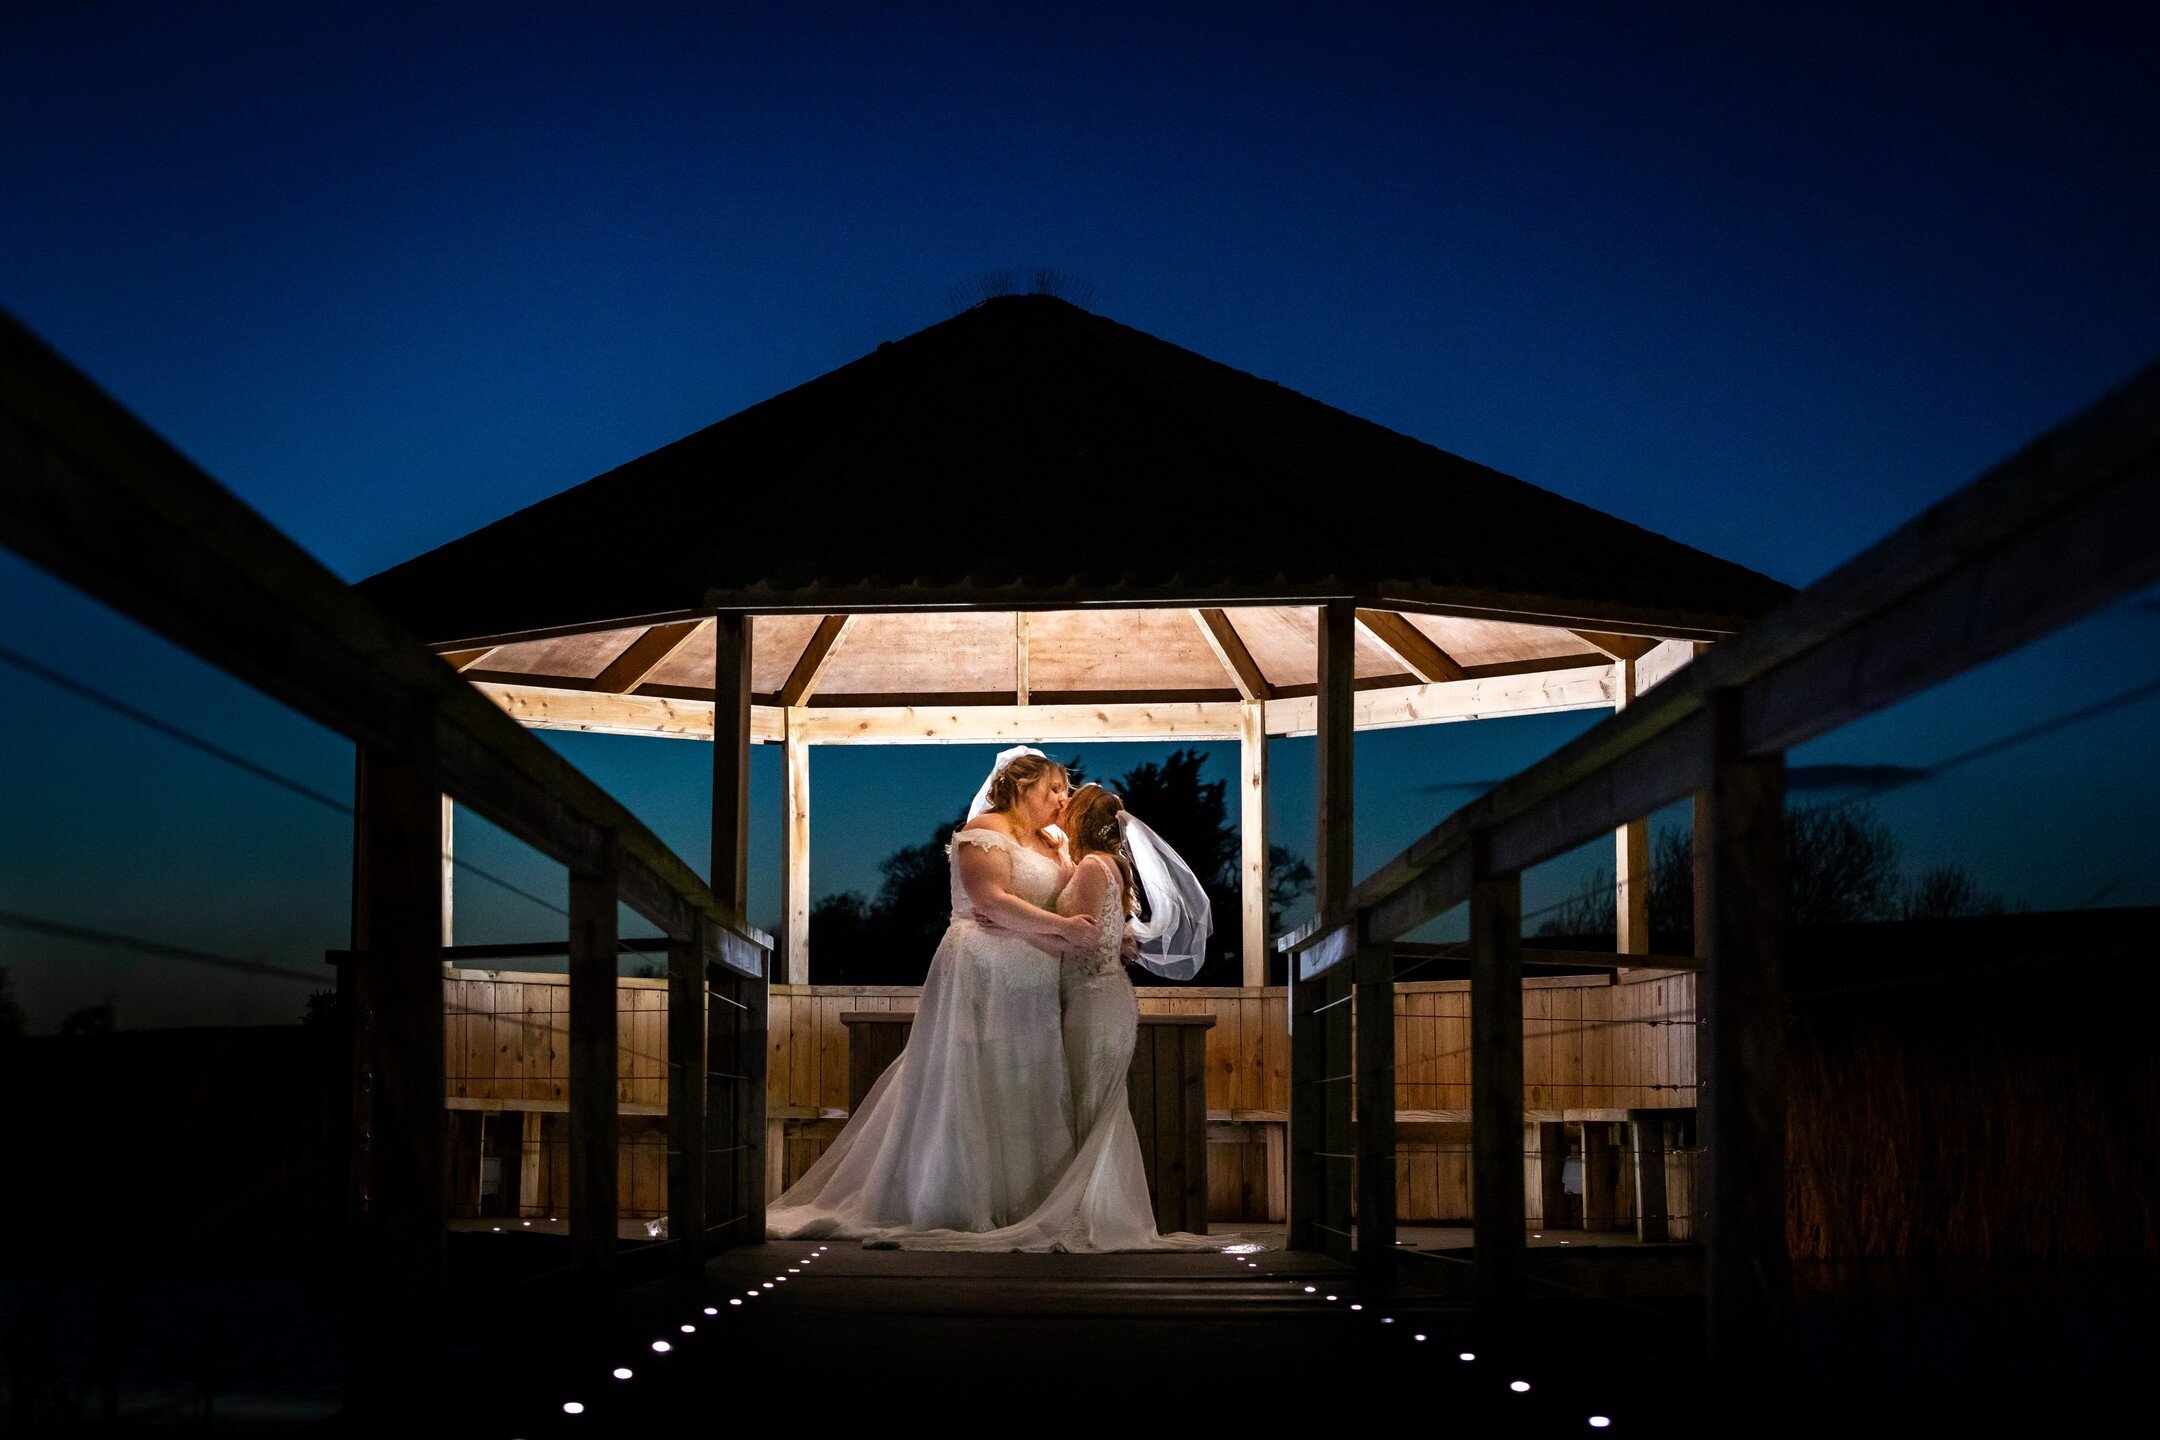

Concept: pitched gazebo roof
[[357, 296, 1789, 741]]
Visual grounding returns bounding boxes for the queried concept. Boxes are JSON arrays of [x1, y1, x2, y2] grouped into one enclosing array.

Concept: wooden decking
[[453, 1232, 1695, 1432]]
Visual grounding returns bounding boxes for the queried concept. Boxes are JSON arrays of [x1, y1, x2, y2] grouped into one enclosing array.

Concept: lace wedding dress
[[897, 853, 1224, 1253], [765, 827, 1074, 1238]]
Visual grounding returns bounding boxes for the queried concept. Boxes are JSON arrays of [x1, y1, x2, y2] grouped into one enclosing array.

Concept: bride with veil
[[766, 747, 1228, 1252]]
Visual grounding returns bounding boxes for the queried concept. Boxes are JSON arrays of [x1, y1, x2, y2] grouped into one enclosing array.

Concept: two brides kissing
[[767, 746, 1232, 1252]]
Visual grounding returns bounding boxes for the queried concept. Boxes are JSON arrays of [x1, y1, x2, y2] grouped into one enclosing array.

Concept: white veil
[[967, 745, 1047, 821], [1120, 812, 1212, 981]]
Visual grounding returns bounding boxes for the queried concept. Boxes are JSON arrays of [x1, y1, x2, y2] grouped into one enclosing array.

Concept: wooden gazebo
[[360, 295, 1788, 982]]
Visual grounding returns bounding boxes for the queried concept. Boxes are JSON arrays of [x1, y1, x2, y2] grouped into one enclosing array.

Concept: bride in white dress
[[766, 751, 1096, 1238], [898, 781, 1225, 1252]]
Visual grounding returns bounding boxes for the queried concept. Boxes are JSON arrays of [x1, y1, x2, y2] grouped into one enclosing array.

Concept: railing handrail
[[1284, 354, 2160, 976], [0, 308, 768, 976]]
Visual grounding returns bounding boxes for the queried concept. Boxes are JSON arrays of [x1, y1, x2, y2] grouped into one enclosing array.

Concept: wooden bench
[[839, 1011, 1216, 1234]]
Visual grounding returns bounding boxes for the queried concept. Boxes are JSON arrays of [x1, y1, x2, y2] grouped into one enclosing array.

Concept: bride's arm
[[955, 842, 1096, 953]]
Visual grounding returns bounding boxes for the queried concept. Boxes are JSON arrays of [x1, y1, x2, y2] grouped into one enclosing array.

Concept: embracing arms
[[953, 835, 1097, 955]]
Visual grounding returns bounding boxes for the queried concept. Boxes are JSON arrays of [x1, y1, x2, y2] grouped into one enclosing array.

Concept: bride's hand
[[1056, 914, 1098, 949]]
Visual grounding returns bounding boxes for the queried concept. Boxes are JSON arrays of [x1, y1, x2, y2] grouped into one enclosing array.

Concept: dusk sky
[[3, 4, 2156, 1031]]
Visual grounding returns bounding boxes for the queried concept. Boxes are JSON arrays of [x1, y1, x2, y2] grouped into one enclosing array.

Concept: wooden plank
[[567, 841, 620, 1299], [1356, 608, 1466, 682], [777, 614, 852, 707], [1129, 1024, 1159, 1216], [1190, 608, 1273, 700], [1469, 837, 1525, 1331], [1013, 611, 1030, 704], [593, 620, 704, 695], [1582, 1120, 1620, 1231], [1154, 1023, 1184, 1233], [1699, 690, 1791, 1374]]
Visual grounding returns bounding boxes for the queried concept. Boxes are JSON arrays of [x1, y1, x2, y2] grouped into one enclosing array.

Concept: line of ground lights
[[511, 1242, 1616, 1433]]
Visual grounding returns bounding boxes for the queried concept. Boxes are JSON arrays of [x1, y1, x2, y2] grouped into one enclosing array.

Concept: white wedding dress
[[766, 826, 1074, 1238], [896, 852, 1224, 1253]]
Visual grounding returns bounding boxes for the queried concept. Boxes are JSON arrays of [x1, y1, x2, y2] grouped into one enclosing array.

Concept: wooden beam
[[778, 614, 850, 707], [1190, 608, 1272, 701], [1264, 663, 1614, 737], [1699, 690, 1792, 1375], [1014, 611, 1031, 705], [712, 615, 752, 914], [1355, 608, 1466, 683], [783, 707, 810, 985], [473, 666, 1616, 745], [441, 647, 494, 672], [593, 619, 703, 695], [567, 837, 620, 1301], [1239, 701, 1268, 987], [1469, 835, 1525, 1333], [1572, 629, 1661, 662]]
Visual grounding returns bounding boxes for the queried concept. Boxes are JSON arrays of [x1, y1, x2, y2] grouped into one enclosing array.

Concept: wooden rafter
[[1354, 609, 1466, 683], [441, 647, 495, 672], [778, 614, 852, 706], [1571, 629, 1660, 662], [592, 620, 703, 694], [1189, 608, 1273, 700]]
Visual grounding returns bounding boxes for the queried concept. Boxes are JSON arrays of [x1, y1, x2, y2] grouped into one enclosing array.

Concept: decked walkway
[[457, 1232, 1692, 1434]]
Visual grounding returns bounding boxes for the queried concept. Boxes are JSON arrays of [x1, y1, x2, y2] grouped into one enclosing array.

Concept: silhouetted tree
[[1538, 802, 2002, 943], [57, 1000, 115, 1036]]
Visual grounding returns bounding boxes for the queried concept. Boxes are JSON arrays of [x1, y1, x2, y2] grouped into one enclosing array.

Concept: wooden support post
[[711, 614, 751, 914], [783, 708, 810, 985], [1290, 601, 1356, 1260], [1470, 833, 1525, 1331], [1239, 700, 1268, 987], [349, 739, 448, 1406], [709, 610, 767, 1248], [1537, 1122, 1569, 1228], [1614, 654, 1650, 955], [1354, 941, 1396, 1281], [1582, 1121, 1620, 1231], [666, 923, 706, 1273], [1632, 1113, 1670, 1242], [567, 840, 620, 1302], [1699, 690, 1791, 1375], [439, 795, 455, 946]]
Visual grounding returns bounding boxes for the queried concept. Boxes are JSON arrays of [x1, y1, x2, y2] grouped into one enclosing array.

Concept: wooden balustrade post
[[1290, 601, 1357, 1259], [349, 737, 448, 1408], [568, 837, 620, 1302], [1469, 832, 1525, 1332], [1354, 940, 1397, 1282], [1239, 700, 1269, 987], [1699, 690, 1791, 1377], [709, 610, 766, 1248], [666, 921, 707, 1273]]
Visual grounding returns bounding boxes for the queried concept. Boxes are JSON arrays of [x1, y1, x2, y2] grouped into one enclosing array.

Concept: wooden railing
[[1281, 357, 2160, 1363], [0, 312, 772, 1389]]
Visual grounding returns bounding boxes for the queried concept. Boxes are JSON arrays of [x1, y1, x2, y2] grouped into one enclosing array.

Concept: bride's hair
[[1065, 784, 1139, 917], [986, 752, 1068, 814]]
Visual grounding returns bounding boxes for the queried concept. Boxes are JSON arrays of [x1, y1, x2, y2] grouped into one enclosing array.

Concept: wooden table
[[840, 1011, 1216, 1235]]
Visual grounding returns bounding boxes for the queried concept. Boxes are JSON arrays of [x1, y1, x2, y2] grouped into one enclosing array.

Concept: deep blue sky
[[3, 4, 2156, 1030]]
